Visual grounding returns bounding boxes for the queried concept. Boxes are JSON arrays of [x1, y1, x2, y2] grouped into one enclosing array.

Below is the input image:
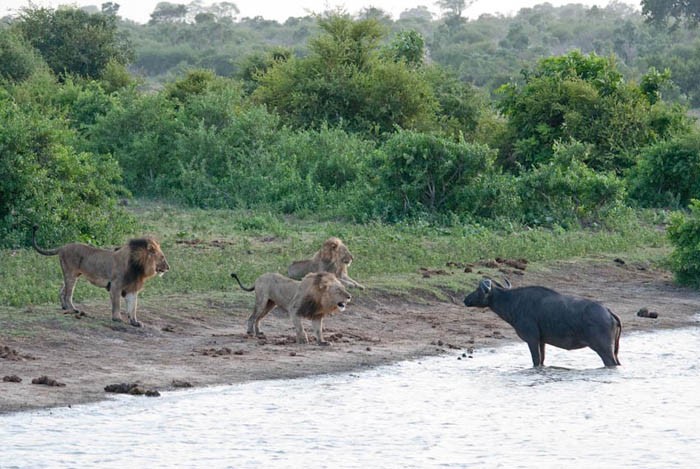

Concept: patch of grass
[[0, 201, 669, 310]]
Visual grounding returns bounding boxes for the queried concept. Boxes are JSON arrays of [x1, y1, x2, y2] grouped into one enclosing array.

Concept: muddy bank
[[2, 257, 699, 414]]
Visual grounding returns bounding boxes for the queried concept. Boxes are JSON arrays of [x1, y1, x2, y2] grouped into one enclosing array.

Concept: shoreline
[[2, 258, 699, 414]]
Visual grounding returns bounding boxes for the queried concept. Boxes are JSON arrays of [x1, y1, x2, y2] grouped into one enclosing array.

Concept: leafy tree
[[149, 2, 189, 24], [434, 0, 471, 19], [497, 50, 687, 172], [253, 14, 438, 135], [642, 0, 700, 26], [101, 2, 120, 16], [386, 30, 425, 66], [13, 7, 134, 80], [421, 65, 485, 139], [0, 29, 47, 83], [0, 92, 132, 247]]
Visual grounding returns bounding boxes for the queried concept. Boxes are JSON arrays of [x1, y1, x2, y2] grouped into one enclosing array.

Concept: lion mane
[[287, 237, 365, 290], [231, 271, 351, 345], [32, 225, 170, 327]]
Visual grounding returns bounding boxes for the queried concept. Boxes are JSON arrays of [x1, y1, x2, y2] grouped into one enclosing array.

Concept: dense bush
[[497, 51, 689, 172], [627, 132, 700, 208], [668, 200, 700, 287], [0, 94, 133, 247], [516, 140, 626, 227], [375, 130, 513, 221], [86, 91, 183, 194], [252, 15, 438, 135]]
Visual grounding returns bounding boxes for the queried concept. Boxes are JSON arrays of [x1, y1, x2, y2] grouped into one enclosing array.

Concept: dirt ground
[[2, 256, 699, 414]]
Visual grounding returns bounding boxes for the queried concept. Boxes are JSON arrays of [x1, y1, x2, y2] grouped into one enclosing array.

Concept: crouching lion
[[32, 225, 170, 327], [231, 271, 351, 345], [287, 237, 365, 290]]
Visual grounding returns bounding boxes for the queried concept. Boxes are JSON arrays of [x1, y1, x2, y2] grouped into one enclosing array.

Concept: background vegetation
[[1, 1, 700, 288]]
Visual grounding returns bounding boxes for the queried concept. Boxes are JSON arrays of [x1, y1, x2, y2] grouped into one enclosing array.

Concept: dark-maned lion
[[287, 237, 365, 290], [231, 271, 351, 345], [32, 225, 170, 327]]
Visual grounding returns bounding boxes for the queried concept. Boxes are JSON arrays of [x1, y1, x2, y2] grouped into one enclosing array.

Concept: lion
[[32, 225, 170, 327], [287, 237, 365, 290], [231, 271, 351, 345]]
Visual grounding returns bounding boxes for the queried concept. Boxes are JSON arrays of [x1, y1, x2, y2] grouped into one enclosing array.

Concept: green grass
[[0, 200, 669, 308]]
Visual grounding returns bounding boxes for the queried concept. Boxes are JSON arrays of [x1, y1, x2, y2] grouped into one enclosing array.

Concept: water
[[2, 328, 699, 468]]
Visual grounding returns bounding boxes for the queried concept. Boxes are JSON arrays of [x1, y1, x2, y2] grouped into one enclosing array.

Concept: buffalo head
[[463, 277, 511, 307]]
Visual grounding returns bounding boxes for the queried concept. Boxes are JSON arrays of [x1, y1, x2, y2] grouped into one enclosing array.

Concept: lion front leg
[[341, 275, 365, 290], [110, 288, 123, 323], [292, 314, 309, 344], [312, 318, 330, 346], [125, 292, 142, 327]]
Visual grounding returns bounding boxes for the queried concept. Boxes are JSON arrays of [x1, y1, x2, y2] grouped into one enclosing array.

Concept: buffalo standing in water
[[463, 278, 622, 367]]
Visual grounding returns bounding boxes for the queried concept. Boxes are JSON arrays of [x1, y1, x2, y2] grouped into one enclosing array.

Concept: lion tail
[[230, 273, 255, 292], [31, 225, 60, 256]]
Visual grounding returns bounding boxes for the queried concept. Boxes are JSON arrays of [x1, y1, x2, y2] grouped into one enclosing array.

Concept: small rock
[[31, 376, 65, 387], [105, 383, 139, 393], [637, 308, 659, 319], [3, 375, 21, 383], [171, 380, 192, 388]]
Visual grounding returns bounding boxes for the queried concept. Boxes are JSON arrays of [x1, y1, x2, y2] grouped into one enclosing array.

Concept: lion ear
[[317, 274, 332, 290], [327, 239, 338, 249]]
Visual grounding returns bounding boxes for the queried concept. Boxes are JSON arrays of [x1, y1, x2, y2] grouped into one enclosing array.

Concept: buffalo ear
[[479, 278, 492, 294]]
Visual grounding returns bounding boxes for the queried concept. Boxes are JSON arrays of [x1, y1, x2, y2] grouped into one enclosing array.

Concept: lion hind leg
[[125, 293, 141, 327], [247, 299, 274, 337], [60, 275, 80, 313]]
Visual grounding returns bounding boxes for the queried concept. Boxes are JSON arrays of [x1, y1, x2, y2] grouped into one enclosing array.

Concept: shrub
[[668, 200, 700, 287], [0, 97, 133, 247], [516, 140, 626, 227], [627, 132, 700, 208], [376, 130, 509, 221]]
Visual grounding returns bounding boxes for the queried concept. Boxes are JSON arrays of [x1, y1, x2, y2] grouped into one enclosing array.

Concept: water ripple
[[2, 328, 699, 468]]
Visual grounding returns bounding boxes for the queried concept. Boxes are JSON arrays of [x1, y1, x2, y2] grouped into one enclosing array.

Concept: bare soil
[[2, 257, 699, 414]]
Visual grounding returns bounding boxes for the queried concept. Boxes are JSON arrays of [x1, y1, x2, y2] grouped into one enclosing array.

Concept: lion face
[[321, 237, 354, 266], [297, 272, 351, 318], [130, 238, 170, 278], [315, 272, 352, 311], [150, 240, 170, 276]]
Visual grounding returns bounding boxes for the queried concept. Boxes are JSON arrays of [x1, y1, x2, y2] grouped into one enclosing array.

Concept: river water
[[2, 327, 699, 468]]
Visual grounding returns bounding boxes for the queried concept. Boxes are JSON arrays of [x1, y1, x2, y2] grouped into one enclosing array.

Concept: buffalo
[[463, 278, 622, 367]]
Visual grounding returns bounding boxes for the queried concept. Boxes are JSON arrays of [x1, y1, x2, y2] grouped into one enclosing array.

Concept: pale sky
[[2, 0, 639, 24]]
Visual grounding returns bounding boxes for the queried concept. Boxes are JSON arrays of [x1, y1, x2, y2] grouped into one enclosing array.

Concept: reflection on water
[[2, 328, 700, 468]]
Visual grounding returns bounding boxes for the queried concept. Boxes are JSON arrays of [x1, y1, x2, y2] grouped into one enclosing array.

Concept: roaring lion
[[287, 237, 365, 290], [231, 271, 351, 345], [32, 225, 170, 327]]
